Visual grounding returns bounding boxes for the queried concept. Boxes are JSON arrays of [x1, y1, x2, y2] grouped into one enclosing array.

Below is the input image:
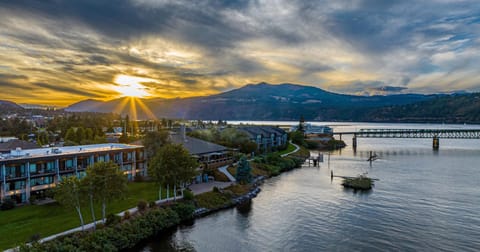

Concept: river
[[138, 123, 480, 251]]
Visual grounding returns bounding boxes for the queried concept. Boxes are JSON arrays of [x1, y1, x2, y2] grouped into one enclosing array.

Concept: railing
[[336, 129, 480, 139]]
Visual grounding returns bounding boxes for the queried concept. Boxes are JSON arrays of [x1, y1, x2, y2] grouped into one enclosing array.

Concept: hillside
[[0, 100, 24, 113], [65, 82, 434, 120], [362, 93, 480, 123]]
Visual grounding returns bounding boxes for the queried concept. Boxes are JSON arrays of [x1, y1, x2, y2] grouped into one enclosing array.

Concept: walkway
[[281, 142, 300, 157], [218, 165, 236, 182]]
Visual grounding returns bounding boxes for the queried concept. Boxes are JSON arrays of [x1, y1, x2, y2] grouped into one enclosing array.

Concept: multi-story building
[[237, 126, 288, 153], [0, 143, 145, 203]]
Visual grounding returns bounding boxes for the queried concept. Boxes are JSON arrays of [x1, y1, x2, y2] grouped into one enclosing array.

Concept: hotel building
[[0, 143, 145, 203]]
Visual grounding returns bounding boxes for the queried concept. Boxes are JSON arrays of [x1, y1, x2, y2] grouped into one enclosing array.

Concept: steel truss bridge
[[333, 128, 480, 150]]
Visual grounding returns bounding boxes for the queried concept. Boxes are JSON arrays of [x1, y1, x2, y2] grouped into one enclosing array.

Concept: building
[[291, 123, 333, 135], [237, 126, 288, 152], [0, 143, 145, 203], [170, 131, 234, 171], [0, 139, 38, 154]]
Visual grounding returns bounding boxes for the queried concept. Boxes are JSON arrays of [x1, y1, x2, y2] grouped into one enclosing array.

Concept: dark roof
[[237, 126, 286, 138], [0, 140, 39, 153], [170, 134, 228, 155]]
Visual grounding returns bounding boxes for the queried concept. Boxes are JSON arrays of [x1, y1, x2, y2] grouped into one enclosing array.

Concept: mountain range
[[3, 82, 480, 123], [65, 83, 436, 120]]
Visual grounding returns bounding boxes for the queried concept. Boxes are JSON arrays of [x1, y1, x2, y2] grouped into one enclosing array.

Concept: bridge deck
[[334, 129, 480, 139]]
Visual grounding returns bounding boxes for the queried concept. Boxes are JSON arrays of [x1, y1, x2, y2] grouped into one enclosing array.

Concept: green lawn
[[277, 143, 296, 156], [0, 181, 173, 250]]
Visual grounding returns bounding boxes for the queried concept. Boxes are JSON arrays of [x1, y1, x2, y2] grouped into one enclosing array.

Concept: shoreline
[[12, 146, 309, 251]]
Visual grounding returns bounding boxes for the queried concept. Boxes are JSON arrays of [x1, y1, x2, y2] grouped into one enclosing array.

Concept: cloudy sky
[[0, 0, 479, 106]]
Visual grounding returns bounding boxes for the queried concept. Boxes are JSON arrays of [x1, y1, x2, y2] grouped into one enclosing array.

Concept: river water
[[139, 123, 480, 252]]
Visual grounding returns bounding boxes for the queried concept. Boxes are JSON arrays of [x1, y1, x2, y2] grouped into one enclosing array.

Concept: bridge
[[333, 128, 480, 150]]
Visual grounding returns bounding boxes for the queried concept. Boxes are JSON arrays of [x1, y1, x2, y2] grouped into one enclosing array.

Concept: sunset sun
[[113, 75, 153, 98]]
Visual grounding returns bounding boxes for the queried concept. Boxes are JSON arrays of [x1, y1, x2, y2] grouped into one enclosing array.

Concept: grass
[[194, 191, 232, 209], [0, 181, 173, 250], [276, 143, 296, 156], [211, 168, 230, 182], [225, 184, 251, 196]]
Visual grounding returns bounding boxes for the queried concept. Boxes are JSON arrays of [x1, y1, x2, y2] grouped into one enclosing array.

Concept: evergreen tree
[[298, 115, 306, 132], [85, 128, 94, 140], [64, 127, 77, 143], [236, 156, 252, 184], [76, 127, 86, 144]]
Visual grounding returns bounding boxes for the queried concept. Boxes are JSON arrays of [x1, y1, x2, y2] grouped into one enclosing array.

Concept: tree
[[53, 176, 85, 231], [84, 161, 128, 223], [76, 127, 86, 144], [64, 127, 76, 143], [148, 144, 198, 201], [236, 156, 252, 184], [85, 128, 94, 141], [290, 130, 305, 146], [240, 141, 258, 154], [143, 130, 170, 159], [298, 115, 306, 132]]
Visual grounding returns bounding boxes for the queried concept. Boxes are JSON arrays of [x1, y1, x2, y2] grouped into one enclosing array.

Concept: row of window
[[0, 151, 144, 179]]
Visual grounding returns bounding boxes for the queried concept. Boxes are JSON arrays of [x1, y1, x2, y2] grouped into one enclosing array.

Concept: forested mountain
[[65, 83, 436, 121], [361, 93, 480, 123]]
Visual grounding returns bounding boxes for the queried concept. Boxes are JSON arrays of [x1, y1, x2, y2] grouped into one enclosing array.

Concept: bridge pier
[[433, 136, 439, 150], [352, 135, 357, 152]]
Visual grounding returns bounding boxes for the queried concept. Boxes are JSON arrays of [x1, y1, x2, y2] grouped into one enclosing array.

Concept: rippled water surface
[[140, 123, 480, 251]]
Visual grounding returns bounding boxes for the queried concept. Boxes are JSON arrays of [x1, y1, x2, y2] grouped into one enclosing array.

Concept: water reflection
[[236, 200, 252, 216], [139, 124, 480, 252]]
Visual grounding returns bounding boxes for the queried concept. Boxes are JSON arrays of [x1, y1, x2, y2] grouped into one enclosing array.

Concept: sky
[[0, 0, 479, 106]]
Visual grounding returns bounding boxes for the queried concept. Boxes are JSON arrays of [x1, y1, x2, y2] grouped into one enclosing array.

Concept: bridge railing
[[354, 128, 480, 139]]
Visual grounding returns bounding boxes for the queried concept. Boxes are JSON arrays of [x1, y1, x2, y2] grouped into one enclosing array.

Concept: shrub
[[172, 202, 195, 220], [212, 186, 220, 193], [28, 195, 38, 205], [28, 233, 41, 243], [20, 207, 183, 251], [182, 189, 194, 201], [305, 140, 319, 149], [123, 210, 131, 220], [133, 175, 145, 182], [1, 198, 16, 211], [137, 200, 148, 212], [149, 201, 157, 208], [105, 213, 121, 227]]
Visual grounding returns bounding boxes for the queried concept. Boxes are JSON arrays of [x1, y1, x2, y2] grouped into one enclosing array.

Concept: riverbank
[[13, 147, 309, 251]]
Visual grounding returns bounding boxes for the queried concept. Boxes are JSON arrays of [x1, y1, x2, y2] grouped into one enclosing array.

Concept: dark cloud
[[32, 82, 106, 98], [0, 73, 28, 80], [1, 0, 480, 104]]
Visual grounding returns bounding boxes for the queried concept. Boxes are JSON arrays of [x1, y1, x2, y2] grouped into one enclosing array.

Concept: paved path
[[218, 165, 236, 182], [188, 181, 233, 195], [281, 141, 300, 157]]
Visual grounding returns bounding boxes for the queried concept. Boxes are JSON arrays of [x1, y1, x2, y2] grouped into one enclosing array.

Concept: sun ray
[[113, 97, 130, 115], [135, 98, 158, 120]]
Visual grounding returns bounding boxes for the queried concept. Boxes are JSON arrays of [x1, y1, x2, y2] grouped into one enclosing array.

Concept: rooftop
[[0, 139, 39, 153], [0, 143, 142, 162], [170, 134, 228, 155]]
